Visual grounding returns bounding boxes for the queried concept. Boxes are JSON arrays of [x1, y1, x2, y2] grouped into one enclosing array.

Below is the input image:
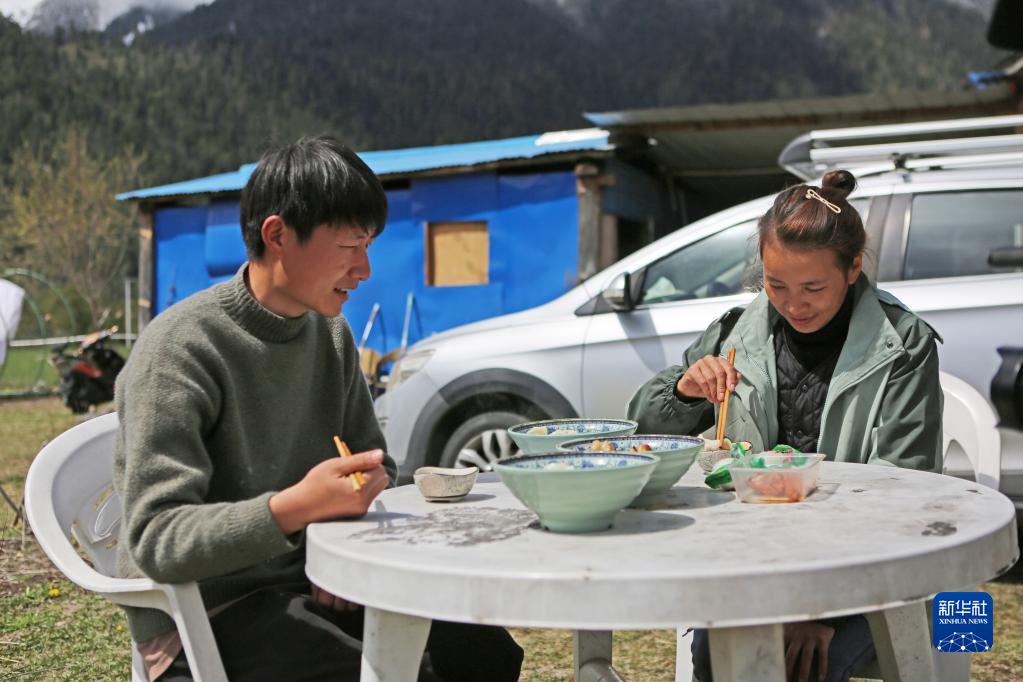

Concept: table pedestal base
[[361, 607, 431, 682], [573, 630, 627, 682], [866, 602, 937, 681], [708, 623, 785, 681]]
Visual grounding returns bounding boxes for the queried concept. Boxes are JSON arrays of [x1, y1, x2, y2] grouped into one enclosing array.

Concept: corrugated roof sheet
[[583, 86, 1018, 184], [584, 86, 1014, 128], [117, 128, 611, 201]]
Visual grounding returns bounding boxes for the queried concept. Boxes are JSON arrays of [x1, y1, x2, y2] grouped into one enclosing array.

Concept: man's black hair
[[240, 136, 388, 259]]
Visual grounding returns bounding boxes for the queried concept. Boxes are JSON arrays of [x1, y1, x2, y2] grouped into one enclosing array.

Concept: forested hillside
[[0, 0, 1008, 331], [0, 0, 1003, 187]]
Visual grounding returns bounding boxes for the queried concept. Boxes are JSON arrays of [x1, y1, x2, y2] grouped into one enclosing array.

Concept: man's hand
[[675, 355, 743, 404], [269, 449, 389, 534], [784, 621, 835, 682], [311, 583, 361, 612]]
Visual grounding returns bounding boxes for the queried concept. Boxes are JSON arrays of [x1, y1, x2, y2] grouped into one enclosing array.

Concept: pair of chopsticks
[[715, 348, 738, 444], [333, 436, 368, 492]]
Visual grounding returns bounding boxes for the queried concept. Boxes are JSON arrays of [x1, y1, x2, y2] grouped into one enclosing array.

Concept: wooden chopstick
[[715, 348, 738, 444], [333, 436, 367, 491]]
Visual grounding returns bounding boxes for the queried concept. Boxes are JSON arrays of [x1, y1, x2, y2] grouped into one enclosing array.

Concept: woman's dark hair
[[757, 169, 865, 271], [240, 136, 388, 259]]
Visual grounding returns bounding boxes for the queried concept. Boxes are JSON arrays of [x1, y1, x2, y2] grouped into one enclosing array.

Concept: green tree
[[1, 128, 144, 329]]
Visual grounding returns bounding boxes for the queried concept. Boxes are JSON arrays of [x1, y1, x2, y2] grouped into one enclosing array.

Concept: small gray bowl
[[413, 466, 479, 502]]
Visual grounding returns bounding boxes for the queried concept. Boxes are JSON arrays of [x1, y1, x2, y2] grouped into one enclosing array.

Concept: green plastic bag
[[702, 440, 753, 489]]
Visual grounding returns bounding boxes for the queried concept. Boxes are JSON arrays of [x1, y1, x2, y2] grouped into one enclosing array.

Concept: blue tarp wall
[[153, 169, 580, 354]]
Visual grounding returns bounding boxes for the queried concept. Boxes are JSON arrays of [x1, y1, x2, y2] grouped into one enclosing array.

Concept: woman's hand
[[784, 621, 835, 682], [675, 355, 742, 404], [269, 449, 389, 534]]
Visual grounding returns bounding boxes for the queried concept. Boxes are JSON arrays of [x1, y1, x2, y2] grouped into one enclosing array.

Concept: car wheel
[[438, 410, 529, 470]]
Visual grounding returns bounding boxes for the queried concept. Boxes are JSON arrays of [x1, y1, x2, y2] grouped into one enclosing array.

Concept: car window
[[640, 220, 758, 305], [904, 190, 1023, 280]]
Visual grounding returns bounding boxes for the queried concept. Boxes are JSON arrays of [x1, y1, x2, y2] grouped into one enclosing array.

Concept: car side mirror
[[992, 347, 1023, 430], [602, 273, 634, 312], [988, 0, 1023, 51], [989, 247, 1023, 268]]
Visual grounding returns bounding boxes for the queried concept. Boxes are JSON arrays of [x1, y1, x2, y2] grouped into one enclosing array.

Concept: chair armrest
[[98, 582, 228, 682], [159, 582, 228, 682], [31, 537, 227, 681]]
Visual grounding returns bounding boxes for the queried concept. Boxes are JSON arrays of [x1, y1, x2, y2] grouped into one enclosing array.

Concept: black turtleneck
[[773, 288, 854, 452]]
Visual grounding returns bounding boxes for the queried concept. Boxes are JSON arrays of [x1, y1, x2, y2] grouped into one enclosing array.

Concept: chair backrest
[[25, 412, 123, 578], [26, 411, 229, 682], [939, 371, 1001, 490]]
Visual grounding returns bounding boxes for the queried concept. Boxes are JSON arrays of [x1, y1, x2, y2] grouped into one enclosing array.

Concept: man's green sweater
[[112, 266, 394, 642]]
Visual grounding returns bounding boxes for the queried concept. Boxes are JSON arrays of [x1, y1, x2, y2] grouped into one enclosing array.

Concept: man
[[114, 136, 523, 681]]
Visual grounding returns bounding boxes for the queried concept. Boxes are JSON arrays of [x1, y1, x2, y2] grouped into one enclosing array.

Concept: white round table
[[306, 463, 1018, 681]]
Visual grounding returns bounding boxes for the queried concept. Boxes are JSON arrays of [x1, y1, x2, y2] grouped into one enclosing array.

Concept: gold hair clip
[[806, 188, 841, 214]]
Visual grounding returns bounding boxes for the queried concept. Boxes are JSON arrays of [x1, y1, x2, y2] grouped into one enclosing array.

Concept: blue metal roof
[[117, 128, 611, 201]]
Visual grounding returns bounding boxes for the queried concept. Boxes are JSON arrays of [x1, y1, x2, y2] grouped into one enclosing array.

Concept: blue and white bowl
[[506, 418, 638, 454], [494, 452, 658, 533], [559, 434, 703, 507]]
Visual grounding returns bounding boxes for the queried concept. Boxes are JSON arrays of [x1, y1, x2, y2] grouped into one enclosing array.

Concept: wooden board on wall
[[426, 221, 489, 286]]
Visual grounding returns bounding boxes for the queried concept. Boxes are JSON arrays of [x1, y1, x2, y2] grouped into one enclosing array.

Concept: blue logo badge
[[933, 591, 994, 653]]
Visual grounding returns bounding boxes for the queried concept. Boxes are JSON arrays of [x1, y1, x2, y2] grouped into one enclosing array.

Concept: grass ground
[[0, 346, 57, 395], [1, 397, 1021, 681]]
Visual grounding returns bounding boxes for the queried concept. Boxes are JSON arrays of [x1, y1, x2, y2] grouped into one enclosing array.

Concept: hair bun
[[820, 169, 857, 201]]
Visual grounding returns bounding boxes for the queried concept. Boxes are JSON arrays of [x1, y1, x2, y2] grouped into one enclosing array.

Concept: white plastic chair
[[939, 371, 1001, 490], [24, 412, 228, 682], [913, 371, 1002, 682], [674, 372, 1002, 681]]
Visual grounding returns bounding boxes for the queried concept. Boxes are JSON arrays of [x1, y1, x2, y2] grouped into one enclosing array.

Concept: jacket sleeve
[[626, 317, 726, 436], [868, 322, 943, 472]]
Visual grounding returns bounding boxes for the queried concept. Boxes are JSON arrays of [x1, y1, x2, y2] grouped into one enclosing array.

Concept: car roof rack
[[779, 113, 1023, 180]]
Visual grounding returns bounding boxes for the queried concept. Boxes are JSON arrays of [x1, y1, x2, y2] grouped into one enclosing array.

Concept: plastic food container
[[730, 454, 825, 503]]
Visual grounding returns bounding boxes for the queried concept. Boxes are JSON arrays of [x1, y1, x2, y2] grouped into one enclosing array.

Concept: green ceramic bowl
[[558, 434, 703, 507], [506, 418, 638, 454], [493, 452, 658, 533]]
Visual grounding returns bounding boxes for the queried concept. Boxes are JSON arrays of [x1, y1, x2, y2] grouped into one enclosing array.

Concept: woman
[[627, 169, 943, 682]]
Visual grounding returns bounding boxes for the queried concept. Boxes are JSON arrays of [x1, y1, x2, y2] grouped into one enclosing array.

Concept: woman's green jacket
[[626, 275, 943, 471]]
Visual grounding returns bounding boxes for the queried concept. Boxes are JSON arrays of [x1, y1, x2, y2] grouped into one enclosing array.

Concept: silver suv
[[374, 115, 1023, 502]]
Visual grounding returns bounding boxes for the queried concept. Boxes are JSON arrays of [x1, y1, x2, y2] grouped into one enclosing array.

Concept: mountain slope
[[0, 0, 1005, 187], [103, 4, 184, 46]]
